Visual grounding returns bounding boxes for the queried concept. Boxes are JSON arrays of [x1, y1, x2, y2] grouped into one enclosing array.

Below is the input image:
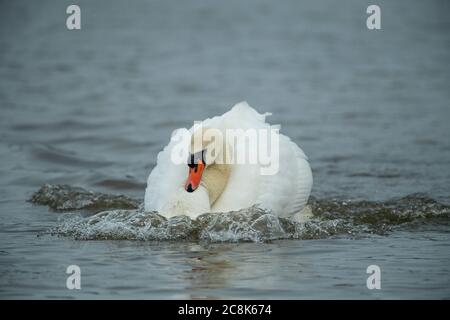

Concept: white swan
[[144, 102, 312, 220]]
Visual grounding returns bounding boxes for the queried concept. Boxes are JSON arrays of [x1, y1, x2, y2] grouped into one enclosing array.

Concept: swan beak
[[185, 160, 205, 193]]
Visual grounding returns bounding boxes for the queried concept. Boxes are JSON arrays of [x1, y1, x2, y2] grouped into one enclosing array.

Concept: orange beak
[[185, 160, 205, 192]]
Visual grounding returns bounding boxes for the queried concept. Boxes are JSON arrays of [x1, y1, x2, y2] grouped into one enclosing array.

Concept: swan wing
[[144, 128, 188, 212], [256, 134, 313, 218]]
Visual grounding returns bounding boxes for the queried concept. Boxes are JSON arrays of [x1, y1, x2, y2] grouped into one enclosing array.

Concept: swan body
[[144, 102, 313, 219]]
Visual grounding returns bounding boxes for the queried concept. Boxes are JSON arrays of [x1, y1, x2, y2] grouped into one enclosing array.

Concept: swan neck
[[202, 163, 230, 206]]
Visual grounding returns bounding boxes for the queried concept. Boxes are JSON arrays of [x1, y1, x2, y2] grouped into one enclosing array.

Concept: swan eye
[[187, 154, 195, 168], [201, 149, 206, 164], [187, 150, 206, 167]]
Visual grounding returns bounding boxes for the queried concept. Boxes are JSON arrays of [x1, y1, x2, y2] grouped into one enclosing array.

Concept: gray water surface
[[1, 0, 449, 299]]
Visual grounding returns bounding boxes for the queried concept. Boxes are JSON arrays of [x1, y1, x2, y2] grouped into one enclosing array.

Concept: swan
[[144, 102, 313, 220]]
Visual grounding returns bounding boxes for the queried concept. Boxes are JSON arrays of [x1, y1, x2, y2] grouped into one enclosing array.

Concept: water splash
[[31, 184, 140, 211], [31, 184, 450, 242]]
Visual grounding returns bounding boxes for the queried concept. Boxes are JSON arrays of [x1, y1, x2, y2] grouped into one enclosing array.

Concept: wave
[[31, 184, 450, 242], [30, 184, 140, 211]]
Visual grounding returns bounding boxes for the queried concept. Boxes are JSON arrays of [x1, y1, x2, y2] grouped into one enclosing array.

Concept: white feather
[[144, 101, 313, 219]]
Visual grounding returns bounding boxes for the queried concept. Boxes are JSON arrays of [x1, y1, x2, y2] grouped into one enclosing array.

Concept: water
[[0, 0, 449, 299], [28, 184, 450, 242]]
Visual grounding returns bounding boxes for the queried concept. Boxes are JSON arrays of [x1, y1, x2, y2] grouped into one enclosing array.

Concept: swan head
[[185, 127, 230, 198], [185, 151, 205, 193]]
